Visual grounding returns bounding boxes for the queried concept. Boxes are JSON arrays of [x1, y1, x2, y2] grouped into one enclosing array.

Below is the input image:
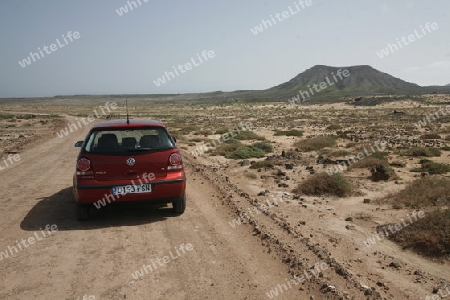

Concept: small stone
[[240, 160, 250, 167], [285, 163, 294, 170], [389, 261, 402, 269]]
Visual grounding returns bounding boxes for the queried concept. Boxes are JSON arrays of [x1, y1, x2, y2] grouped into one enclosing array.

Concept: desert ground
[[0, 95, 449, 300]]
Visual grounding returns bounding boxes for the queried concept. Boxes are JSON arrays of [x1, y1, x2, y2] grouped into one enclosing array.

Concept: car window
[[83, 127, 175, 155]]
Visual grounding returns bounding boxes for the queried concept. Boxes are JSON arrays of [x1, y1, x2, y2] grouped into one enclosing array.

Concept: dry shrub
[[378, 209, 450, 259], [293, 172, 353, 197], [401, 147, 442, 157], [411, 159, 450, 175], [382, 177, 450, 209], [274, 129, 303, 137], [294, 136, 337, 151], [421, 133, 441, 140], [350, 157, 386, 169], [328, 150, 351, 157]]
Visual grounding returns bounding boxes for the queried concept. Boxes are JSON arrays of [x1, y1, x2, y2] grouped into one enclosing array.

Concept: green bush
[[209, 139, 243, 156], [235, 131, 265, 141], [215, 129, 229, 134], [412, 159, 450, 174], [252, 142, 273, 153], [225, 146, 266, 159]]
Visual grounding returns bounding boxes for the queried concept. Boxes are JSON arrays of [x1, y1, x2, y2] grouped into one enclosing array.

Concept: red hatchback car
[[73, 119, 186, 221]]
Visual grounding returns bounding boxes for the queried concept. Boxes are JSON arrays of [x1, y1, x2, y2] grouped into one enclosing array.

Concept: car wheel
[[76, 204, 91, 221], [172, 194, 186, 215]]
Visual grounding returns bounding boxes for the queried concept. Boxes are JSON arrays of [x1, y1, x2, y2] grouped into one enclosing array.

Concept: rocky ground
[[0, 95, 449, 299]]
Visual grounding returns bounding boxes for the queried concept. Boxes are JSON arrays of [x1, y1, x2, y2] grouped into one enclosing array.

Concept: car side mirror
[[173, 137, 177, 144], [75, 141, 84, 147]]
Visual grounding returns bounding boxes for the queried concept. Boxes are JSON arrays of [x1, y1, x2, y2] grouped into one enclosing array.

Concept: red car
[[73, 119, 186, 221]]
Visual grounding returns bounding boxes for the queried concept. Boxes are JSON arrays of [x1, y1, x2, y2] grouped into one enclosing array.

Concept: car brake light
[[77, 158, 93, 175], [168, 153, 183, 170]]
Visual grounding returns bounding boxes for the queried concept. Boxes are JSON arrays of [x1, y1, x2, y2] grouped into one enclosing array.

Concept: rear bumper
[[73, 177, 186, 205]]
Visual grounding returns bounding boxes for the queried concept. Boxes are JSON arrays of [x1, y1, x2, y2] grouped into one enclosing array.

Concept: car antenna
[[126, 98, 130, 124]]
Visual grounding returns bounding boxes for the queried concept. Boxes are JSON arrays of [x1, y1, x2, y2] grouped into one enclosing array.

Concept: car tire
[[76, 204, 91, 221], [172, 194, 186, 215]]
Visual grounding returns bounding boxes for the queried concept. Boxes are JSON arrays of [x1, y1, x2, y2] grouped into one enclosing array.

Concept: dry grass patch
[[244, 171, 258, 179]]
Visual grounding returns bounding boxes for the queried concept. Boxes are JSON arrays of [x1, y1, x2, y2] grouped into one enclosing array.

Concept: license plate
[[112, 184, 152, 195]]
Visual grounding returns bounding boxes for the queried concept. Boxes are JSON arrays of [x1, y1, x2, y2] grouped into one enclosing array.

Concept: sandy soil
[[1, 97, 449, 300], [0, 117, 320, 300]]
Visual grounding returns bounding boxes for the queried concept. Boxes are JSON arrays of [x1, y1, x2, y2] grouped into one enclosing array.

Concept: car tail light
[[168, 153, 183, 170], [77, 158, 93, 175]]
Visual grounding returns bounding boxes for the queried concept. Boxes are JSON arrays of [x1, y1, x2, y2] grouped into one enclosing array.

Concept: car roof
[[91, 119, 165, 130]]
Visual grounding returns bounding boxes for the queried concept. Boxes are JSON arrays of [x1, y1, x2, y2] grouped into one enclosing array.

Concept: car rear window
[[83, 127, 175, 155]]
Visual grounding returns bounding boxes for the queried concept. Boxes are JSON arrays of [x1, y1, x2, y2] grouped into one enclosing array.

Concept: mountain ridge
[[255, 65, 445, 101]]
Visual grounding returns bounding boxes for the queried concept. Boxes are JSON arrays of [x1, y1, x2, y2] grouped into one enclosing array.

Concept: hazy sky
[[0, 0, 449, 97]]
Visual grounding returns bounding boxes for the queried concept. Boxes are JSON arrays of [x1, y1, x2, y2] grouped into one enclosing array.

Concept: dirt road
[[0, 121, 327, 300]]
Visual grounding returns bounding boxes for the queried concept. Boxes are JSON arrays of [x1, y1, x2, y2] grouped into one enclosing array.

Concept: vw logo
[[126, 158, 136, 166]]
